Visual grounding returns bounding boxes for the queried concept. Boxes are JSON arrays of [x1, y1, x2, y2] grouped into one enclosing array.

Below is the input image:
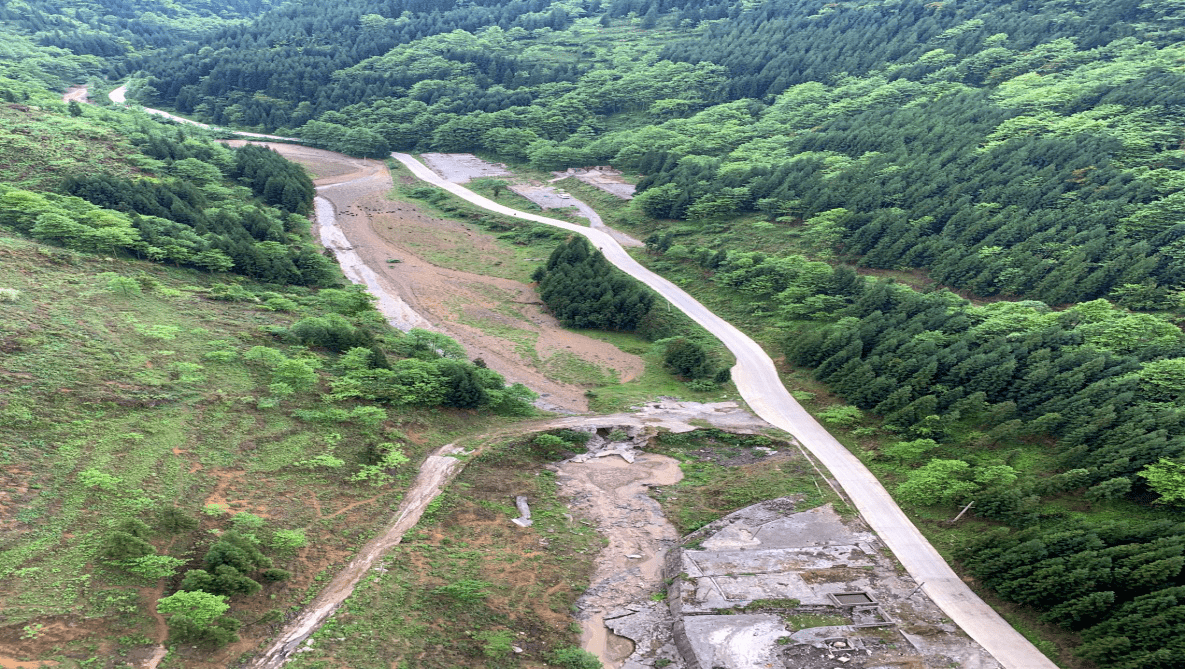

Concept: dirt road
[[248, 443, 469, 667], [108, 86, 298, 141], [62, 86, 88, 104], [233, 141, 640, 411], [392, 152, 1060, 669]]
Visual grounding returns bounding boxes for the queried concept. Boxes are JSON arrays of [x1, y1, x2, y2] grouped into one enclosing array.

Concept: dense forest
[[135, 0, 1185, 308]]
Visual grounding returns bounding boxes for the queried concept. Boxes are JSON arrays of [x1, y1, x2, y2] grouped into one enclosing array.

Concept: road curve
[[391, 152, 1059, 669], [108, 86, 299, 142]]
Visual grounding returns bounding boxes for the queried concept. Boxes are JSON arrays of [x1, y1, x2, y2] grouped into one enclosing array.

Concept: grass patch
[[0, 233, 513, 665], [784, 612, 849, 631], [646, 429, 834, 534], [387, 159, 568, 284]]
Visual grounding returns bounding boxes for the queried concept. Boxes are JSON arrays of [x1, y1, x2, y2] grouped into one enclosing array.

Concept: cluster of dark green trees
[[0, 124, 335, 286], [532, 236, 654, 331], [136, 0, 585, 133], [787, 285, 1185, 494], [960, 520, 1185, 668], [533, 236, 730, 384]]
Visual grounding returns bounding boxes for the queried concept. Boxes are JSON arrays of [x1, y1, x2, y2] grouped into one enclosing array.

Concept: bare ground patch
[[254, 143, 644, 412]]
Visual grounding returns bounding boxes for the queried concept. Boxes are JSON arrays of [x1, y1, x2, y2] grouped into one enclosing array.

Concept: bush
[[100, 531, 155, 562], [548, 646, 602, 669], [270, 529, 307, 553], [664, 337, 711, 379], [261, 568, 291, 582]]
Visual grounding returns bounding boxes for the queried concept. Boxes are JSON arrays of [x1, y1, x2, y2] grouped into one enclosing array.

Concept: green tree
[[99, 272, 142, 297], [663, 338, 710, 378], [895, 459, 979, 507], [156, 590, 229, 626], [1140, 459, 1185, 505]]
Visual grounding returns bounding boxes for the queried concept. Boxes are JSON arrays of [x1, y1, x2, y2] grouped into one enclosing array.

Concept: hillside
[[0, 87, 571, 667]]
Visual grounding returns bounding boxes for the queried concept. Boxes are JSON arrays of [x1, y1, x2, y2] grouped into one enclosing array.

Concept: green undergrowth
[[285, 432, 602, 669], [0, 94, 148, 191], [0, 233, 513, 666], [646, 429, 835, 534]]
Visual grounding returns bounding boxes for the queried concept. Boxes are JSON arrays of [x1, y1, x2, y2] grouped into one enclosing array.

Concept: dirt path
[[247, 442, 470, 667], [556, 454, 682, 668], [62, 86, 87, 104], [509, 182, 643, 248], [230, 141, 641, 412]]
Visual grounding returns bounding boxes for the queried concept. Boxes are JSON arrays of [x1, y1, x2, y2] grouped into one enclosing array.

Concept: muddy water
[[556, 453, 683, 668]]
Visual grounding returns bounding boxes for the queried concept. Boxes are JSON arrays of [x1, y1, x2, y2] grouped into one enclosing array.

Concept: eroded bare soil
[[235, 142, 642, 412]]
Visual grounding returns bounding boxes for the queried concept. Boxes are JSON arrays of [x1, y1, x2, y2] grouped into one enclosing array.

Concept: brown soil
[[228, 142, 642, 412]]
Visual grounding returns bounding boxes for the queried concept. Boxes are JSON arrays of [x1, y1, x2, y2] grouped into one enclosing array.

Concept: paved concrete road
[[108, 86, 299, 141], [393, 152, 1059, 669]]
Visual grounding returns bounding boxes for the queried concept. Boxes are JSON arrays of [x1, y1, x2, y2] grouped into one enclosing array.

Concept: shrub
[[157, 506, 198, 533], [261, 568, 291, 582], [548, 646, 602, 669], [270, 529, 307, 553]]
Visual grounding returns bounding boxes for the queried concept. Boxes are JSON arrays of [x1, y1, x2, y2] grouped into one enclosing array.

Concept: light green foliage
[[817, 405, 863, 428], [244, 345, 287, 368], [882, 438, 938, 464], [548, 646, 603, 669], [124, 554, 186, 581], [350, 443, 409, 486], [270, 529, 307, 553], [231, 512, 265, 533], [170, 157, 223, 185], [474, 629, 516, 658], [1140, 459, 1185, 505], [79, 468, 121, 491], [895, 459, 980, 507], [272, 359, 317, 391], [432, 579, 491, 604], [1136, 358, 1185, 403], [156, 590, 229, 626], [100, 273, 142, 298], [0, 287, 20, 302]]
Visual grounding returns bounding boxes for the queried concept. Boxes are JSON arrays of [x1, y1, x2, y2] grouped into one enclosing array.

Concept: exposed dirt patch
[[232, 142, 642, 412]]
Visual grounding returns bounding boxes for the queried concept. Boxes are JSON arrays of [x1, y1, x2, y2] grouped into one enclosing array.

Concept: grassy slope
[[0, 103, 148, 191], [0, 236, 507, 666]]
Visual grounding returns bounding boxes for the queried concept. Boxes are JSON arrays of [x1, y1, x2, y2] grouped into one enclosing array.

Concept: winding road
[[392, 153, 1059, 669], [106, 83, 1055, 667]]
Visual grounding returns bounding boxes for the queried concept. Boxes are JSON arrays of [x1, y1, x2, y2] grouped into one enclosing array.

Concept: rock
[[512, 495, 533, 527]]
